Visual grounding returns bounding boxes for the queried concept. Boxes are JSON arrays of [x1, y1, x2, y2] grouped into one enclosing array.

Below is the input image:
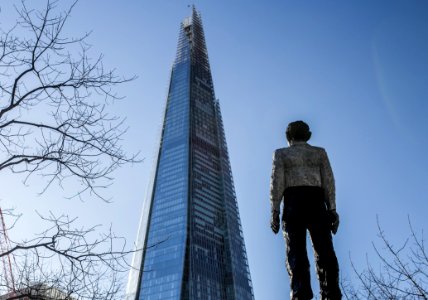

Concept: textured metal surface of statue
[[270, 121, 341, 300]]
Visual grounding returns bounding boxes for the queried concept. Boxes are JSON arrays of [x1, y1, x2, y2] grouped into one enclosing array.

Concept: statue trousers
[[282, 186, 341, 300]]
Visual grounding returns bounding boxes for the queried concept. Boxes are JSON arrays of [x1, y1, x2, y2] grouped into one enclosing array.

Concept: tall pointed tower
[[127, 8, 254, 300]]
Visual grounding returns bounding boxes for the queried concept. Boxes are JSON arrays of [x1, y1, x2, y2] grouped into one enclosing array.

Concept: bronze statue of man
[[270, 120, 341, 300]]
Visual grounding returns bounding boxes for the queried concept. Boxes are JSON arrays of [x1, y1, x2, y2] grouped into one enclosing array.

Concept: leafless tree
[[1, 212, 132, 299], [0, 0, 142, 298], [342, 218, 428, 300], [0, 0, 139, 201]]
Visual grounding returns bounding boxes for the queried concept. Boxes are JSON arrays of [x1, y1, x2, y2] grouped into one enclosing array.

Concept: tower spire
[[127, 9, 254, 300]]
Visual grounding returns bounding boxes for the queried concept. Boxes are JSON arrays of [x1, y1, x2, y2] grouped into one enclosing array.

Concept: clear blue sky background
[[1, 1, 428, 299]]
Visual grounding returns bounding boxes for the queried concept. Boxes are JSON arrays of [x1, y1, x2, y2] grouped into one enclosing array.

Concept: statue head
[[286, 120, 312, 143]]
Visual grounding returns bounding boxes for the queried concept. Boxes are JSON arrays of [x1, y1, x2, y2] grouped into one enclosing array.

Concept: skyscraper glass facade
[[127, 8, 254, 300]]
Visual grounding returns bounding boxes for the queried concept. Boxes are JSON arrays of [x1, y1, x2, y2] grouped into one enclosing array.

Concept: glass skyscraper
[[126, 8, 254, 300]]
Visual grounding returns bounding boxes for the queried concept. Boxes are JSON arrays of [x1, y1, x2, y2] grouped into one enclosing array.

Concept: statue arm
[[320, 149, 336, 210], [270, 149, 285, 212]]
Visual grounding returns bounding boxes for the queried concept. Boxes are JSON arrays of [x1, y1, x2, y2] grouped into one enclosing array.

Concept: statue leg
[[307, 198, 341, 300], [283, 195, 313, 300]]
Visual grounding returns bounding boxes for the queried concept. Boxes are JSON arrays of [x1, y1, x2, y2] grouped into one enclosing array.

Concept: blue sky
[[1, 1, 428, 299]]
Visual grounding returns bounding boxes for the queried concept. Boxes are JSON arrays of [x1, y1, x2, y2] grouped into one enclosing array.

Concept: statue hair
[[286, 120, 312, 142]]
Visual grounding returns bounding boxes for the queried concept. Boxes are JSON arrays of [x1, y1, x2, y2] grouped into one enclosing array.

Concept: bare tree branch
[[0, 0, 140, 201], [0, 211, 166, 299], [343, 217, 428, 300], [0, 0, 144, 298]]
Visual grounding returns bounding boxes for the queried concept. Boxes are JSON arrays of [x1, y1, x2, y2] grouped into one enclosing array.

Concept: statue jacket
[[270, 141, 336, 212]]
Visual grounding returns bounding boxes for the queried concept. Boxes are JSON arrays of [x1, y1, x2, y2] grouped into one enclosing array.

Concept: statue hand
[[271, 209, 280, 234], [329, 209, 340, 235]]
